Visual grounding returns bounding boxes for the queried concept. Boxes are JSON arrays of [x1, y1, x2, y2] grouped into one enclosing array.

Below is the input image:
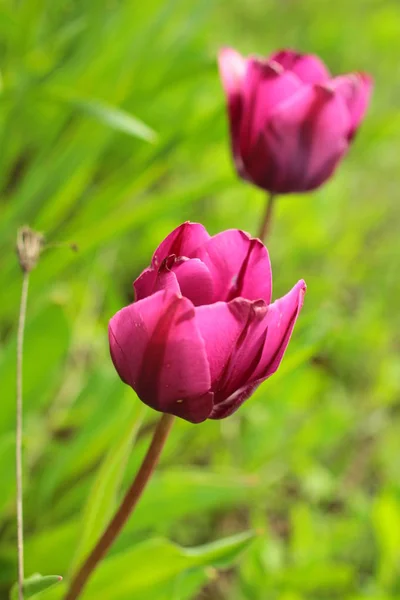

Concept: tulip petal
[[218, 48, 247, 173], [151, 222, 211, 268], [195, 229, 272, 303], [134, 257, 214, 306], [331, 73, 373, 139], [210, 382, 262, 420], [196, 298, 268, 410], [152, 259, 181, 295], [218, 47, 247, 98], [262, 84, 350, 192], [109, 290, 213, 423], [195, 302, 235, 389], [134, 259, 181, 301], [253, 279, 306, 380], [134, 267, 157, 301], [271, 49, 330, 84], [240, 59, 302, 155], [134, 222, 212, 301], [210, 279, 306, 419], [171, 257, 214, 306]]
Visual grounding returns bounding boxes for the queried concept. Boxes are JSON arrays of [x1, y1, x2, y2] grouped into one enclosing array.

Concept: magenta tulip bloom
[[218, 47, 373, 194], [109, 223, 306, 423]]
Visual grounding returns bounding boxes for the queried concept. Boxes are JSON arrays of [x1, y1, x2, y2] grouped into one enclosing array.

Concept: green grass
[[1, 0, 400, 598]]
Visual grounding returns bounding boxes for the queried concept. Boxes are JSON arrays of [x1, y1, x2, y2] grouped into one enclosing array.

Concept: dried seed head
[[16, 226, 44, 273]]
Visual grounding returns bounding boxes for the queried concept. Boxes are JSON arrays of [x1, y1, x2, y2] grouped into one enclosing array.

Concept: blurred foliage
[[1, 0, 400, 598]]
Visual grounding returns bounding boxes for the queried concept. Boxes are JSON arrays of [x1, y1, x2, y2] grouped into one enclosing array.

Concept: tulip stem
[[16, 271, 30, 600], [64, 412, 175, 600], [258, 192, 276, 242]]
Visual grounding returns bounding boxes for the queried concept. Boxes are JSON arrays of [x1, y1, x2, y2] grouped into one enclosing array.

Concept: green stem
[[16, 271, 30, 600], [257, 192, 276, 242], [64, 413, 175, 600]]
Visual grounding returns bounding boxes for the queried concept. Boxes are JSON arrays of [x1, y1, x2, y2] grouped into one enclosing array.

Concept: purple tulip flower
[[109, 223, 306, 423], [218, 47, 373, 194]]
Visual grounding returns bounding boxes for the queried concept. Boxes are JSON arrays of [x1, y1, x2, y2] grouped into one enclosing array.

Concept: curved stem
[[16, 271, 30, 600], [257, 192, 276, 242], [65, 413, 175, 600]]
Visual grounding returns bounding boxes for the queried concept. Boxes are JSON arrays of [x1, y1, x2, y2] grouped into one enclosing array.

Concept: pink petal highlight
[[271, 49, 330, 84], [331, 73, 373, 139], [218, 48, 247, 172], [218, 47, 247, 97]]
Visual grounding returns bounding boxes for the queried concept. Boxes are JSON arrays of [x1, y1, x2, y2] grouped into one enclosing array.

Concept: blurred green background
[[1, 0, 400, 598]]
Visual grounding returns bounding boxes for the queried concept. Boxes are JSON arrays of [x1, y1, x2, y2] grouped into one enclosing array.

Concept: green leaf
[[72, 98, 157, 142], [10, 574, 62, 599], [147, 567, 210, 600], [372, 493, 400, 586], [45, 87, 157, 142], [128, 468, 263, 536], [70, 399, 145, 572], [83, 532, 255, 599]]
